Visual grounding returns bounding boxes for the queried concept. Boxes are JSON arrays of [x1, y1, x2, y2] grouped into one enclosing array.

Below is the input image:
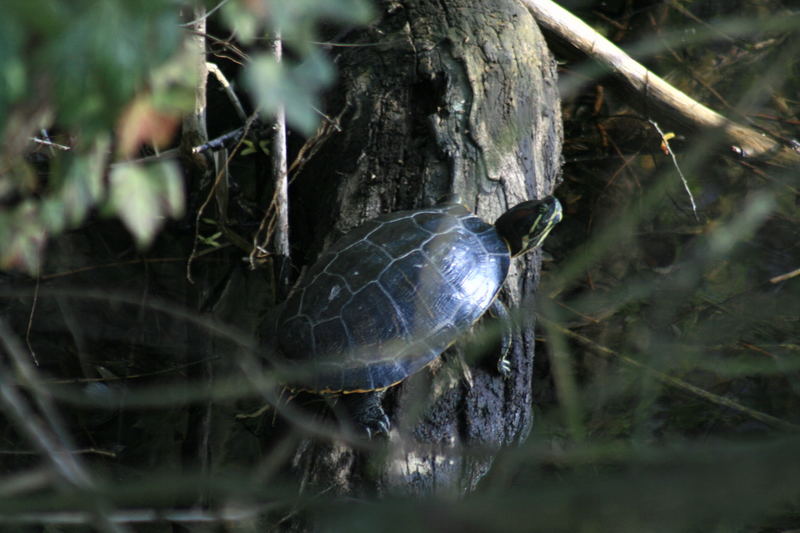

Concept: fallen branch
[[523, 0, 800, 167]]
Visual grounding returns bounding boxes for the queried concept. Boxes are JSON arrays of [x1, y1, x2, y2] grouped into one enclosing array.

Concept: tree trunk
[[284, 0, 562, 499]]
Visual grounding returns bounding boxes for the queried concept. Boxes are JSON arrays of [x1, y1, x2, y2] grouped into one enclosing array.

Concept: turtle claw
[[377, 414, 391, 435], [365, 413, 392, 438], [342, 391, 390, 438], [497, 356, 512, 378], [362, 412, 391, 439]]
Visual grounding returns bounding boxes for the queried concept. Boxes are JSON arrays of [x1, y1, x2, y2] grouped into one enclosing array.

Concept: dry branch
[[270, 34, 290, 264], [180, 4, 209, 164], [523, 0, 800, 167]]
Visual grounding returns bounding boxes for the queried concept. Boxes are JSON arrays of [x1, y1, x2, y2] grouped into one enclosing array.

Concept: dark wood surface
[[283, 0, 563, 501]]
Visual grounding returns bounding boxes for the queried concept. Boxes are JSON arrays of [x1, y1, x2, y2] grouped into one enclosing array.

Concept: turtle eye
[[528, 198, 562, 248]]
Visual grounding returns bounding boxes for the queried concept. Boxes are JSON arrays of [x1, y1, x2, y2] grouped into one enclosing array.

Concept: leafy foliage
[[0, 0, 372, 271], [224, 0, 372, 134], [109, 161, 184, 246], [1, 0, 799, 532], [246, 50, 335, 135], [0, 1, 190, 271]]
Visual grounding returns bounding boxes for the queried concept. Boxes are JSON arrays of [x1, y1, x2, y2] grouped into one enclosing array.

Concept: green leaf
[[220, 1, 260, 43], [222, 0, 373, 48], [0, 201, 47, 272], [59, 139, 109, 225], [245, 50, 334, 134], [157, 160, 185, 218], [44, 1, 181, 134], [228, 0, 371, 134], [108, 160, 184, 247]]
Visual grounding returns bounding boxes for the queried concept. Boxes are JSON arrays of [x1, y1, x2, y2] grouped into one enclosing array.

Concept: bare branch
[[522, 0, 800, 166], [180, 3, 209, 160], [271, 32, 290, 262], [649, 120, 699, 220], [249, 32, 291, 295], [207, 62, 248, 122], [30, 136, 71, 151]]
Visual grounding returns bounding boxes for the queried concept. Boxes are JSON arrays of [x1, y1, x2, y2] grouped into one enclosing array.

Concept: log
[[277, 0, 562, 503]]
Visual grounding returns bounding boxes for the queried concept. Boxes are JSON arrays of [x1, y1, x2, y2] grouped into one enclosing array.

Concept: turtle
[[275, 195, 562, 435]]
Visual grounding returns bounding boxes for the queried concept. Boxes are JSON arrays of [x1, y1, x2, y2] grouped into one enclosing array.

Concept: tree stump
[[281, 0, 562, 499]]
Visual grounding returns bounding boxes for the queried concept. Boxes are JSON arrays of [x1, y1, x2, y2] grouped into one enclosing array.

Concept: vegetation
[[0, 0, 798, 531]]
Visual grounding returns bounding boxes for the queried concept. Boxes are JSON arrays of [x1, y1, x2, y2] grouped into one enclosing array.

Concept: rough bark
[[283, 0, 562, 499]]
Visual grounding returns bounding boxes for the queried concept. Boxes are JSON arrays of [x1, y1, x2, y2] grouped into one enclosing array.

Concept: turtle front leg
[[339, 390, 390, 438], [489, 299, 515, 377]]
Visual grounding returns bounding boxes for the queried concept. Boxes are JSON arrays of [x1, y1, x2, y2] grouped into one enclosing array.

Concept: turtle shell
[[277, 203, 511, 393]]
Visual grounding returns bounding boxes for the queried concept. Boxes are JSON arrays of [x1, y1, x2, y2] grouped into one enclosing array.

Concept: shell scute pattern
[[279, 314, 315, 362], [412, 210, 461, 234], [278, 204, 512, 392], [365, 215, 431, 259], [297, 272, 352, 323], [378, 250, 445, 335], [324, 239, 391, 293], [478, 227, 511, 255], [461, 213, 490, 234], [312, 318, 350, 356], [340, 283, 406, 347]]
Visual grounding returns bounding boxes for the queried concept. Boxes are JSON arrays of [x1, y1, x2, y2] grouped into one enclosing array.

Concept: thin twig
[[25, 275, 40, 365], [522, 0, 800, 167], [770, 267, 800, 284], [0, 321, 90, 482], [187, 113, 259, 282], [30, 136, 70, 151], [203, 32, 249, 64], [44, 357, 219, 384], [40, 250, 223, 281], [0, 448, 117, 458], [178, 0, 230, 27], [649, 119, 699, 221], [667, 0, 739, 46], [38, 129, 57, 156], [272, 31, 290, 265], [0, 320, 129, 533], [206, 62, 248, 121], [180, 2, 209, 160], [192, 126, 247, 154], [110, 148, 179, 167], [0, 369, 90, 484], [310, 40, 394, 47], [540, 317, 800, 432], [249, 31, 290, 282]]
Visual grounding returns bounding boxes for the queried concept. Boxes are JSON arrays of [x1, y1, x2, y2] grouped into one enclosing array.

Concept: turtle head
[[495, 196, 562, 257]]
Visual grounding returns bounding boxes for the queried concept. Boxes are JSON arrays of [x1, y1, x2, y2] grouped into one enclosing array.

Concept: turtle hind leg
[[489, 299, 515, 377], [338, 390, 390, 438]]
